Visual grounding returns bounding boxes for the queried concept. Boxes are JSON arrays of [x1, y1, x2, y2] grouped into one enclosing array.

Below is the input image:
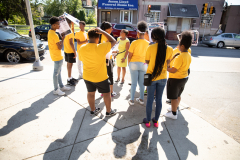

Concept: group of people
[[48, 16, 192, 126]]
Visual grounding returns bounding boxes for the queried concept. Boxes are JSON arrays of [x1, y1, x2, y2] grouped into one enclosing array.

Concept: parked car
[[202, 33, 240, 49], [29, 25, 51, 41], [112, 23, 137, 41], [0, 24, 17, 32], [0, 28, 45, 63], [29, 24, 62, 41]]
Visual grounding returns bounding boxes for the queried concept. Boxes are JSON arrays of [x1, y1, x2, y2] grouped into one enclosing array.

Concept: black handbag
[[144, 73, 152, 86]]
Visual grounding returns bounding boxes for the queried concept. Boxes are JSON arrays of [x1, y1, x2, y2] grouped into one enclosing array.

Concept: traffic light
[[148, 5, 151, 13], [203, 3, 208, 14], [209, 6, 213, 14]]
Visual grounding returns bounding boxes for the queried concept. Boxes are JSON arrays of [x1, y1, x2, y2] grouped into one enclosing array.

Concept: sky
[[226, 0, 240, 5]]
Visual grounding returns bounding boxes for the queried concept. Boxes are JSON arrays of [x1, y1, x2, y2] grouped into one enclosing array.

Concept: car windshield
[[0, 28, 21, 41]]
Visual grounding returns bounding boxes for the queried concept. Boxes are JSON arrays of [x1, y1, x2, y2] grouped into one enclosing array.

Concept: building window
[[147, 11, 160, 23], [120, 10, 133, 24], [101, 11, 111, 23]]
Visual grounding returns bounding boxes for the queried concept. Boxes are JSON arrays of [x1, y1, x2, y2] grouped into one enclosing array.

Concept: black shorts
[[84, 79, 110, 93], [167, 78, 188, 99], [65, 52, 76, 63], [106, 59, 113, 85]]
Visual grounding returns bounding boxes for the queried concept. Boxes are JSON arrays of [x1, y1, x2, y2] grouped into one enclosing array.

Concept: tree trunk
[[22, 11, 30, 25]]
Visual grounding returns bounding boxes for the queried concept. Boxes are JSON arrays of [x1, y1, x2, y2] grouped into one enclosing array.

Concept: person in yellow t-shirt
[[79, 27, 117, 117], [99, 21, 117, 97], [48, 16, 71, 96], [128, 21, 149, 106], [164, 31, 192, 120], [64, 18, 77, 86], [143, 27, 173, 128], [165, 41, 192, 105], [75, 21, 88, 79], [114, 29, 130, 84]]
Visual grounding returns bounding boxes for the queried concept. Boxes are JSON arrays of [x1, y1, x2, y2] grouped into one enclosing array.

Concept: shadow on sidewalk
[[164, 111, 198, 160], [0, 87, 76, 137], [0, 71, 34, 82], [43, 99, 112, 160]]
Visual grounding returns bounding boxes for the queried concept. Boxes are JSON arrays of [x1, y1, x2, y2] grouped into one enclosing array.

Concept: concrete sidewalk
[[0, 53, 240, 160]]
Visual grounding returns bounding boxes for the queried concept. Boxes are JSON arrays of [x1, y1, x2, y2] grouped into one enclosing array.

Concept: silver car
[[202, 33, 240, 49]]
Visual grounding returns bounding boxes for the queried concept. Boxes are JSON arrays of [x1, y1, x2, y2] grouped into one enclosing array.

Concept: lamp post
[[25, 0, 43, 71]]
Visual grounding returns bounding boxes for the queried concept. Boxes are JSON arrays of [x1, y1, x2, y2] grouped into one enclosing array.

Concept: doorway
[[101, 11, 111, 23]]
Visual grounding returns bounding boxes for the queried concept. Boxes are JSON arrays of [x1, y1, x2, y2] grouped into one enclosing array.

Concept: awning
[[168, 3, 199, 18]]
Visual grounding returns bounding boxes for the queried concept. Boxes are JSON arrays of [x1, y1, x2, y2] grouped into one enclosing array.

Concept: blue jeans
[[53, 59, 64, 91], [129, 62, 146, 101], [146, 79, 167, 122]]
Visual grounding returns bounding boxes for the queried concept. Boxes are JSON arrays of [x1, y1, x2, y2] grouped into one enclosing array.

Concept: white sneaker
[[61, 86, 71, 91], [136, 98, 144, 105], [78, 74, 83, 79], [53, 89, 65, 96], [128, 99, 134, 105], [164, 112, 177, 120], [111, 91, 117, 97]]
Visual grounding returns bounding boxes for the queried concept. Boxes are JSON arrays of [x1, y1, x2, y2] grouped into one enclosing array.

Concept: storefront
[[166, 3, 199, 40], [97, 0, 138, 26]]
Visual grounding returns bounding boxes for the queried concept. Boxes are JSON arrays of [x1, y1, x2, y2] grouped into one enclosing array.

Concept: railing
[[8, 24, 97, 35]]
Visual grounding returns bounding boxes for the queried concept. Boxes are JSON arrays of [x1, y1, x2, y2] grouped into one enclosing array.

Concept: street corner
[[0, 93, 86, 160]]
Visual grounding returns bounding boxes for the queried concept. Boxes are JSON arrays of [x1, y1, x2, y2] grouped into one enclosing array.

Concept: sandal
[[115, 79, 120, 82], [120, 80, 124, 84]]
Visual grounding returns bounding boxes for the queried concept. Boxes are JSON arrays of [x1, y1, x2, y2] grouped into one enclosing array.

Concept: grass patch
[[9, 23, 97, 35]]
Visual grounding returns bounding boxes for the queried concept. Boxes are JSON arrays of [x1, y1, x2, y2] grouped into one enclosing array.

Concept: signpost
[[144, 13, 153, 18], [25, 0, 43, 71]]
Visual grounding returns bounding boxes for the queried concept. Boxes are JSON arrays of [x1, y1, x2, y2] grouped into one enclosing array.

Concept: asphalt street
[[1, 41, 240, 144]]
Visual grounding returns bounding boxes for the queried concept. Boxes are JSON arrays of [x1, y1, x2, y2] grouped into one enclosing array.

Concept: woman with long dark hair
[[143, 27, 173, 128], [99, 21, 117, 97]]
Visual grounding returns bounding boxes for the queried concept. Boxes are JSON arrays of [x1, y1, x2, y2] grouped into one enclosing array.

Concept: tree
[[92, 0, 97, 6], [44, 0, 82, 17], [0, 0, 40, 25]]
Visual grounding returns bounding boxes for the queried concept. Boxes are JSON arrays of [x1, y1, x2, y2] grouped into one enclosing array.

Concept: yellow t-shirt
[[101, 34, 108, 43], [47, 30, 63, 61], [173, 47, 191, 55], [75, 31, 88, 51], [146, 44, 173, 81], [128, 39, 149, 63], [100, 34, 113, 59], [169, 52, 192, 79], [79, 42, 111, 82], [64, 33, 75, 53]]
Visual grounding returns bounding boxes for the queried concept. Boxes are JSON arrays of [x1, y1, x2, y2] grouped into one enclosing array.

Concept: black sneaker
[[106, 109, 117, 117], [166, 99, 171, 105], [90, 108, 101, 116], [67, 79, 76, 86], [72, 78, 78, 82]]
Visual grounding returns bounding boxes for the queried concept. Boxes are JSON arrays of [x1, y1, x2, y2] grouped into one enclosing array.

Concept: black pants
[[106, 59, 113, 85]]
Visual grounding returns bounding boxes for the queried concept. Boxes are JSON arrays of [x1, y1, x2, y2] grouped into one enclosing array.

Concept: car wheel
[[36, 34, 41, 40], [234, 47, 240, 49], [5, 50, 21, 63], [217, 41, 224, 48]]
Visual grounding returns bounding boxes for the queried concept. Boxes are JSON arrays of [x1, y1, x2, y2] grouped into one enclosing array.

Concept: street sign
[[144, 13, 153, 18]]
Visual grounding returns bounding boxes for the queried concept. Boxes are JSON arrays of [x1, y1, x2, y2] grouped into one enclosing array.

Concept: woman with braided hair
[[143, 27, 173, 128]]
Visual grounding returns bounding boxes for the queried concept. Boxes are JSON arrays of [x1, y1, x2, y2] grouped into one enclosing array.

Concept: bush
[[86, 12, 96, 24], [76, 10, 86, 22]]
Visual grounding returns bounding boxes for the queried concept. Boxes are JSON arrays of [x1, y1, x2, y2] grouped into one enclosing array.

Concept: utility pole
[[25, 0, 43, 71]]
